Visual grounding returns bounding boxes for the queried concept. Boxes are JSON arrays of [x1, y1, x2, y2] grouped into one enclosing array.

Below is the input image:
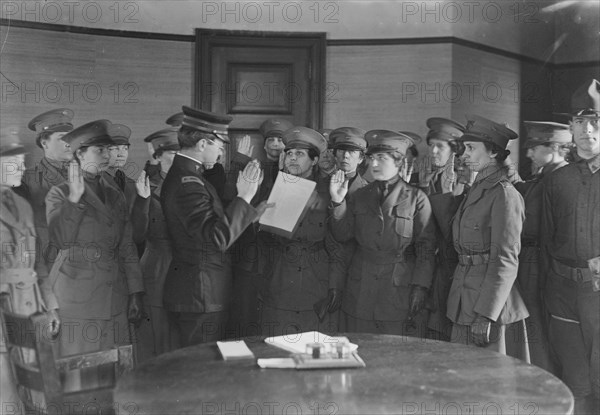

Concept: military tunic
[[447, 164, 529, 357], [18, 157, 69, 278], [259, 174, 342, 335], [514, 160, 567, 372], [161, 154, 257, 345], [45, 174, 144, 356], [330, 178, 436, 336], [134, 171, 179, 361], [541, 154, 600, 400]]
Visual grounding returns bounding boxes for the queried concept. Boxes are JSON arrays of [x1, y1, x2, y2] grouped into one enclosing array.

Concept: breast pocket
[[460, 217, 486, 247], [393, 205, 414, 239]]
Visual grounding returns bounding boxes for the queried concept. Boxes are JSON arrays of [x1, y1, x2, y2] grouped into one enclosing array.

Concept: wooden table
[[115, 334, 573, 415]]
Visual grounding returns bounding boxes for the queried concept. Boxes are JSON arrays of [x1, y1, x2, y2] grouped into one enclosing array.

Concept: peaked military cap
[[282, 127, 327, 154], [0, 126, 26, 157], [166, 112, 184, 127], [259, 119, 295, 139], [523, 121, 572, 149], [144, 127, 181, 153], [61, 120, 113, 151], [460, 114, 518, 149], [330, 127, 367, 151], [29, 108, 75, 148], [365, 130, 415, 155], [181, 106, 233, 143], [426, 118, 464, 142], [108, 123, 132, 145], [28, 108, 74, 134], [398, 131, 422, 145], [570, 79, 600, 118], [318, 128, 334, 149]]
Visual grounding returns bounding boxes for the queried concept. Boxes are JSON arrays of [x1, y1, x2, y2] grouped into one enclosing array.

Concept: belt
[[458, 253, 490, 265], [359, 247, 405, 265], [551, 257, 594, 283], [521, 238, 539, 248], [0, 268, 38, 286]]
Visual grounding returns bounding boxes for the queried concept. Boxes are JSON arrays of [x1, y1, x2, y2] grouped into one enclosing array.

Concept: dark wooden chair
[[0, 294, 134, 415]]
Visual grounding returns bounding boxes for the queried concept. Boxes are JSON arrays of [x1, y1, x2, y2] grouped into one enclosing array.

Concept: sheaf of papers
[[264, 331, 358, 354], [259, 173, 316, 234]]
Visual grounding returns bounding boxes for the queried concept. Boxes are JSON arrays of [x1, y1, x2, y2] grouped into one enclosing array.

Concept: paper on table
[[257, 358, 296, 369], [216, 340, 255, 360], [264, 331, 358, 354], [259, 173, 317, 238]]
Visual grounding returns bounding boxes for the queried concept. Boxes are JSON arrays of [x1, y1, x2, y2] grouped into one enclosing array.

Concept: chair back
[[0, 293, 134, 415]]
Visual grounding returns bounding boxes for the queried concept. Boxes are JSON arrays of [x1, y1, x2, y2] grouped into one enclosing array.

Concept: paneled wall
[[0, 25, 193, 174]]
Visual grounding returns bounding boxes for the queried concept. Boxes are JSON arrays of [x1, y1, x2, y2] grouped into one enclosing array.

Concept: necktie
[[115, 170, 126, 192], [380, 181, 389, 203]]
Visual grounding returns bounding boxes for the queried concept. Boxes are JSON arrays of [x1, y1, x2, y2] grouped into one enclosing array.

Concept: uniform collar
[[583, 153, 600, 173], [173, 153, 204, 174]]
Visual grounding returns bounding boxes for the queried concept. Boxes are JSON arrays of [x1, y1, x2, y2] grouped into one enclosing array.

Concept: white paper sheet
[[259, 173, 316, 235]]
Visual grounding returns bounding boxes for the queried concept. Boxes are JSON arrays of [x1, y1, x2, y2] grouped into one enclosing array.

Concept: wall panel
[[0, 25, 193, 174]]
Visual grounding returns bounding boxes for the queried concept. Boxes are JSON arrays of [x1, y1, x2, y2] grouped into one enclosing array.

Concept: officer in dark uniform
[[19, 108, 75, 284], [514, 121, 571, 373], [167, 111, 227, 200], [161, 106, 266, 346], [541, 79, 600, 414]]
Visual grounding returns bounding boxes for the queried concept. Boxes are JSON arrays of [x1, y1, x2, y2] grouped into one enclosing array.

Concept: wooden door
[[195, 29, 326, 167]]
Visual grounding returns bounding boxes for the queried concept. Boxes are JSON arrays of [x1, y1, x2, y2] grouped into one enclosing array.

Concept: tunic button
[[95, 252, 101, 259], [297, 267, 301, 272], [25, 301, 32, 307]]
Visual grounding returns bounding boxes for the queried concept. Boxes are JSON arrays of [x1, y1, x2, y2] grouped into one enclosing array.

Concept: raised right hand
[[329, 170, 348, 204], [237, 135, 254, 158], [236, 160, 262, 203], [67, 159, 85, 203]]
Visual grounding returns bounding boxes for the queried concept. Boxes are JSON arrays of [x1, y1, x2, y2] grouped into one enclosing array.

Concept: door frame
[[194, 29, 326, 130]]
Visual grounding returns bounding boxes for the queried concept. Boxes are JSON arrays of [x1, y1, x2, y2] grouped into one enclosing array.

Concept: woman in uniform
[[45, 120, 144, 358], [1, 128, 60, 410], [259, 127, 341, 336], [135, 128, 181, 362], [446, 115, 529, 359], [329, 130, 436, 336]]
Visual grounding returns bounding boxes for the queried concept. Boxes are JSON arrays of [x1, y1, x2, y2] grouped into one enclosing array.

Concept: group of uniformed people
[[0, 79, 598, 414]]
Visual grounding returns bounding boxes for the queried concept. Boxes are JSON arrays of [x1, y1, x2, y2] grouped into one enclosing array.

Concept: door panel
[[196, 30, 325, 167]]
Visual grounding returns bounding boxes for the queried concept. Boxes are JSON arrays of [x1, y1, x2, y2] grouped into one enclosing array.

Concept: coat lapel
[[460, 164, 505, 211], [381, 179, 406, 213]]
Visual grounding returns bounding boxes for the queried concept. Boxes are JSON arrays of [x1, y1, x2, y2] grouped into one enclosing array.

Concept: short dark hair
[[178, 125, 216, 149], [36, 131, 53, 149], [426, 138, 460, 154], [483, 142, 510, 163]]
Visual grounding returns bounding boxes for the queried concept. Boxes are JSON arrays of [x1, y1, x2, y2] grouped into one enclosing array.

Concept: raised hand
[[329, 170, 348, 204], [237, 135, 254, 158], [237, 160, 262, 204], [67, 159, 85, 203], [278, 151, 285, 171], [135, 170, 151, 199]]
